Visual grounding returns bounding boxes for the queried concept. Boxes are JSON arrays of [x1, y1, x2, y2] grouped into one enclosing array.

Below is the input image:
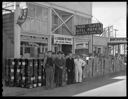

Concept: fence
[[82, 56, 126, 80]]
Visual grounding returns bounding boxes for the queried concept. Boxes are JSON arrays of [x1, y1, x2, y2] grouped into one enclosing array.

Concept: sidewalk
[[2, 70, 126, 96]]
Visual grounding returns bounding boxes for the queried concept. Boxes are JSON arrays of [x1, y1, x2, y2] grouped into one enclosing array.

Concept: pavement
[[74, 76, 126, 96], [2, 70, 126, 96]]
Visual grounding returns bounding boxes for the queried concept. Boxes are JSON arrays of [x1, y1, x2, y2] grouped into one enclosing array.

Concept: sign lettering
[[76, 23, 103, 35]]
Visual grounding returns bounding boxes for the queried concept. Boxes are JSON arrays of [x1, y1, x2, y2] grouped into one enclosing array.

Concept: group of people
[[43, 51, 86, 89]]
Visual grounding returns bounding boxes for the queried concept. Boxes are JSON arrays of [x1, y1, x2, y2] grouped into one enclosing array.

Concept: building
[[3, 2, 93, 58]]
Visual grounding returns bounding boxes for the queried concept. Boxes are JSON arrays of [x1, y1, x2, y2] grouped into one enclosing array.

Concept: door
[[62, 44, 72, 56]]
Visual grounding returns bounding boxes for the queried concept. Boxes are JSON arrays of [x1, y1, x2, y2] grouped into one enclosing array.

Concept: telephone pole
[[114, 29, 118, 38]]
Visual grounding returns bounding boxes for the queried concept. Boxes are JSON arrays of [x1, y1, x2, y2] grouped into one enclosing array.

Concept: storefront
[[3, 2, 92, 58], [52, 34, 73, 55], [74, 36, 91, 56], [20, 33, 49, 58]]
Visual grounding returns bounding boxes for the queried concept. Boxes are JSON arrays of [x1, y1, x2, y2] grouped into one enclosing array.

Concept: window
[[25, 47, 30, 53], [98, 48, 101, 54], [28, 3, 35, 18], [35, 5, 42, 20], [53, 14, 58, 25]]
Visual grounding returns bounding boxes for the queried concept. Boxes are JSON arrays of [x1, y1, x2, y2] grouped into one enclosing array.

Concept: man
[[52, 52, 57, 87], [74, 55, 86, 83], [44, 51, 54, 89], [54, 51, 65, 87], [66, 53, 75, 84]]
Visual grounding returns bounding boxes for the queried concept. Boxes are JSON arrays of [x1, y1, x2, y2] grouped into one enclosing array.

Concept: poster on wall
[[76, 23, 103, 35]]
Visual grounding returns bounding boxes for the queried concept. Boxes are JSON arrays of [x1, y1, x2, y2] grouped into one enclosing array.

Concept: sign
[[75, 42, 89, 49], [21, 35, 48, 43], [17, 2, 28, 27], [110, 38, 127, 41], [53, 35, 73, 45], [76, 23, 103, 35]]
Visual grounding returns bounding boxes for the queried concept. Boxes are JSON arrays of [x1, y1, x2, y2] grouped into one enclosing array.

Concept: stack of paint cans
[[8, 58, 15, 87], [37, 58, 43, 87], [25, 58, 34, 88], [33, 59, 38, 88], [14, 59, 21, 87], [20, 58, 27, 88], [5, 58, 47, 88], [42, 62, 46, 86], [5, 59, 9, 86]]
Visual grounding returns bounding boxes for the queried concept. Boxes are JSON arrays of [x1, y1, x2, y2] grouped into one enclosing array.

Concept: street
[[3, 71, 126, 96]]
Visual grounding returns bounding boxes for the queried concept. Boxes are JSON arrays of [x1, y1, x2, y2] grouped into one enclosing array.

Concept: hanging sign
[[17, 2, 28, 27], [76, 23, 103, 35]]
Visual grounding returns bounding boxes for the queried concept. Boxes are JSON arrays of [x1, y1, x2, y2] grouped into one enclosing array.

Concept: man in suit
[[66, 53, 75, 84]]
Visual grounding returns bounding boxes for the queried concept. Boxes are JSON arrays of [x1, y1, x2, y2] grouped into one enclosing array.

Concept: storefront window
[[21, 42, 48, 58]]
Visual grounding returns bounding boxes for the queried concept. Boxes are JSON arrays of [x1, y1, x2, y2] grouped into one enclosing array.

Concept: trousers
[[55, 67, 63, 87], [67, 70, 74, 84], [45, 66, 54, 89], [75, 67, 82, 82]]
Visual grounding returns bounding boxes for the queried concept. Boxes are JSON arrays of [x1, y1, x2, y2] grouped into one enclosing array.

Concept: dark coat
[[54, 57, 65, 69], [66, 58, 75, 72]]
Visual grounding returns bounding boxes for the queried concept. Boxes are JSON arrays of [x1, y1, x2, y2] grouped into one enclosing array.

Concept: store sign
[[75, 42, 88, 49], [76, 23, 103, 35], [54, 35, 73, 45], [110, 38, 127, 41], [21, 35, 48, 43]]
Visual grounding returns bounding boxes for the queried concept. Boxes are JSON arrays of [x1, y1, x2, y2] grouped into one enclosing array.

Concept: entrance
[[62, 44, 72, 56]]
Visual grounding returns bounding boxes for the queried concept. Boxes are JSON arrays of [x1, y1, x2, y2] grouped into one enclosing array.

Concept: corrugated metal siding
[[3, 13, 14, 43], [3, 13, 14, 58]]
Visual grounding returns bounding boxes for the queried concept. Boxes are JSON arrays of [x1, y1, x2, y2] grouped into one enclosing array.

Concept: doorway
[[62, 44, 72, 56]]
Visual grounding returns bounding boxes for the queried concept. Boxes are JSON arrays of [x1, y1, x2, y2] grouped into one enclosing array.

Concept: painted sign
[[53, 34, 73, 45], [76, 23, 103, 35]]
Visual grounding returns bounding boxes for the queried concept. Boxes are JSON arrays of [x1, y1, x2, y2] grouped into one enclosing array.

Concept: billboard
[[76, 23, 103, 35]]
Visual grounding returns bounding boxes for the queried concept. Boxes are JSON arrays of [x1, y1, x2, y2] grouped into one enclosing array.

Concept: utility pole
[[114, 29, 118, 38]]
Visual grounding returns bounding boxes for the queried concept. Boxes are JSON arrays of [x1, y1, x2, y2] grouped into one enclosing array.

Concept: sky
[[92, 2, 126, 37]]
